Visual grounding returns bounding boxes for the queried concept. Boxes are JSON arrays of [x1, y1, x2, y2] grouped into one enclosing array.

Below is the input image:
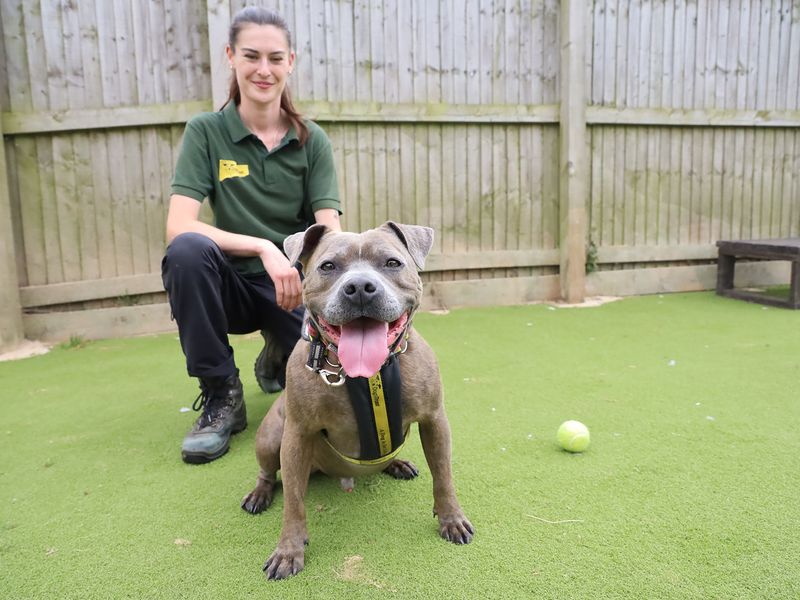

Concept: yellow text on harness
[[219, 159, 250, 182], [368, 373, 392, 457]]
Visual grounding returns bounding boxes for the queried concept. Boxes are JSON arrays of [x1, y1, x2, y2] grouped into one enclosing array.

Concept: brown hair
[[220, 7, 309, 146]]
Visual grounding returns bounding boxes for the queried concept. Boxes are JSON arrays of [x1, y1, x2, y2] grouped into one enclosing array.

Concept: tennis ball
[[557, 420, 590, 453]]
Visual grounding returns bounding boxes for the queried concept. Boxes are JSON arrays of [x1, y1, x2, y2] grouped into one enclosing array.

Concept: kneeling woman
[[162, 7, 342, 464]]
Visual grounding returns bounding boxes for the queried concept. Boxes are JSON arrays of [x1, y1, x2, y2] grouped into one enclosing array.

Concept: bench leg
[[791, 261, 800, 309], [716, 253, 735, 294]]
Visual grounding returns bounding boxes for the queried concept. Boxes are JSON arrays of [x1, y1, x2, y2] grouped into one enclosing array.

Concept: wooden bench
[[716, 238, 800, 309]]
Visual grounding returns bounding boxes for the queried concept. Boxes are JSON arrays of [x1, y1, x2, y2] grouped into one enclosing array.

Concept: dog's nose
[[343, 276, 379, 304]]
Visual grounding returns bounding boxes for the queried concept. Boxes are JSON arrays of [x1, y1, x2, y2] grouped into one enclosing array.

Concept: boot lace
[[192, 387, 228, 428]]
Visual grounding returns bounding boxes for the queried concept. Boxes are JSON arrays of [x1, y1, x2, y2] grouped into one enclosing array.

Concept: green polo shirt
[[171, 102, 341, 274]]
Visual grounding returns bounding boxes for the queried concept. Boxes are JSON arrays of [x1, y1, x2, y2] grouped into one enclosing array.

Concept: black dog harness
[[305, 313, 411, 465]]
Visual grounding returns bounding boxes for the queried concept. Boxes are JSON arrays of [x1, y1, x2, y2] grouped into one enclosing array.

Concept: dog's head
[[284, 222, 434, 378]]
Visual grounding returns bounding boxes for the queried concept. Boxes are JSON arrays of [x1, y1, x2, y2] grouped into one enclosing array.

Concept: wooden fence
[[1, 0, 799, 348]]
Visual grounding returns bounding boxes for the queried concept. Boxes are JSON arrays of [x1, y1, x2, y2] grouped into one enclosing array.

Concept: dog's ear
[[284, 224, 330, 270], [380, 222, 434, 270]]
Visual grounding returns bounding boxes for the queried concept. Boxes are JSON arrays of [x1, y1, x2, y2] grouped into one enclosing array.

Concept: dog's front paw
[[241, 482, 275, 514], [437, 513, 474, 545], [383, 459, 419, 480], [263, 541, 306, 580]]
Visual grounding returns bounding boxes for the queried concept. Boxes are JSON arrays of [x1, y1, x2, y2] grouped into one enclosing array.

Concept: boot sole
[[181, 420, 248, 465]]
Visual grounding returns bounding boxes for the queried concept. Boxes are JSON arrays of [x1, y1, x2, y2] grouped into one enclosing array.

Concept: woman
[[162, 7, 341, 464]]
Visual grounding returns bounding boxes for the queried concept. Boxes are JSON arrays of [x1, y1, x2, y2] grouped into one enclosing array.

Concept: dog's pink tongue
[[338, 318, 390, 378]]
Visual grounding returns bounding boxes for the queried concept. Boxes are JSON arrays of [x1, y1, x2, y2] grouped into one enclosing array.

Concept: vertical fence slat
[[357, 124, 373, 231], [44, 2, 85, 282], [291, 0, 311, 101], [0, 116, 24, 349], [426, 125, 443, 255], [542, 0, 559, 104], [382, 0, 398, 104], [371, 123, 388, 227], [788, 3, 800, 111], [19, 2, 59, 284], [791, 132, 800, 236], [72, 1, 101, 281], [779, 129, 793, 237], [364, 0, 382, 102], [413, 125, 428, 230], [0, 3, 34, 288], [207, 0, 230, 111], [353, 0, 370, 103], [0, 7, 9, 111]]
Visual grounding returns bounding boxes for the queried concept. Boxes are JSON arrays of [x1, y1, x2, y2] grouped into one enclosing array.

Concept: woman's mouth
[[253, 81, 273, 89]]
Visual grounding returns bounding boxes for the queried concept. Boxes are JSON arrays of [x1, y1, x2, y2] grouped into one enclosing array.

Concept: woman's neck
[[237, 98, 284, 135]]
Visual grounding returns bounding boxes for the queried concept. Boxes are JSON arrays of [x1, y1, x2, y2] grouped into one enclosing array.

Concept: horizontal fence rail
[[6, 104, 800, 136]]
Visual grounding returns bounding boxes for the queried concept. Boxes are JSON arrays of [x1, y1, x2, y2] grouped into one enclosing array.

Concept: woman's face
[[227, 24, 295, 108]]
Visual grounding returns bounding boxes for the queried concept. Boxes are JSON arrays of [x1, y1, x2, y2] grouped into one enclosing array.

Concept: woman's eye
[[386, 259, 402, 268], [319, 261, 336, 272]]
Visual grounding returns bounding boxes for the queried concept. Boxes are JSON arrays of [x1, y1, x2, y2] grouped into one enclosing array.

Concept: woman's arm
[[166, 193, 302, 311], [313, 208, 342, 232]]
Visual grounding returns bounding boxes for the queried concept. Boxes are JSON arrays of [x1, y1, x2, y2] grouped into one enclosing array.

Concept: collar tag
[[306, 339, 326, 371]]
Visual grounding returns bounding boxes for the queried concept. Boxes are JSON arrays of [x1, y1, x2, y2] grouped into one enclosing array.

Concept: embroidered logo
[[218, 159, 249, 182]]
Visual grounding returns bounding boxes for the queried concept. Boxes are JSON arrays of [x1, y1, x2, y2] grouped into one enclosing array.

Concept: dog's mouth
[[313, 312, 409, 378]]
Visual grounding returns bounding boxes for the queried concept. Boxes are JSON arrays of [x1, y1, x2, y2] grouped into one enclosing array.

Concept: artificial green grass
[[2, 292, 799, 599]]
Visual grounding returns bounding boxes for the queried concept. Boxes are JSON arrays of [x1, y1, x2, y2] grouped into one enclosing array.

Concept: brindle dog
[[241, 222, 474, 580]]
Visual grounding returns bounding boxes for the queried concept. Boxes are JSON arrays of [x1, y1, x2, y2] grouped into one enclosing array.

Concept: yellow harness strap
[[322, 433, 408, 467], [368, 373, 393, 457]]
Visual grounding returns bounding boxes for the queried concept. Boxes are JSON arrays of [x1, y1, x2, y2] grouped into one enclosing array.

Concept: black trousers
[[161, 232, 303, 380]]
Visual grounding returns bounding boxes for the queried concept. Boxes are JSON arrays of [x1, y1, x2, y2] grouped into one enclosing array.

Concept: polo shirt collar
[[284, 126, 299, 145], [222, 102, 252, 143], [222, 102, 300, 147]]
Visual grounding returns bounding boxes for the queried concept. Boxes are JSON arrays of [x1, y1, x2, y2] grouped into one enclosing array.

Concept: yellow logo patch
[[219, 159, 250, 182]]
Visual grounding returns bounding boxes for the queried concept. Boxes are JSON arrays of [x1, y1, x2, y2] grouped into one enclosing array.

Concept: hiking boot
[[254, 329, 286, 394], [181, 372, 247, 464]]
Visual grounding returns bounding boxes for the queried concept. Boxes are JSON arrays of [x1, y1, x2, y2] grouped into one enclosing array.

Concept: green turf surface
[[2, 292, 799, 599]]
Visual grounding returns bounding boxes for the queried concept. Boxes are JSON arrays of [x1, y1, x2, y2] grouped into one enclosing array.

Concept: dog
[[241, 221, 474, 580]]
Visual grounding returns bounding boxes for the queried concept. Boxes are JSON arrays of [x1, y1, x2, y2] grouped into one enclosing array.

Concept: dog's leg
[[419, 408, 474, 545], [242, 396, 285, 514], [263, 419, 313, 580]]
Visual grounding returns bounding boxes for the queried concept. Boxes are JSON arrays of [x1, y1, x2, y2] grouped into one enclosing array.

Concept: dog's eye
[[385, 258, 402, 268], [319, 261, 336, 272]]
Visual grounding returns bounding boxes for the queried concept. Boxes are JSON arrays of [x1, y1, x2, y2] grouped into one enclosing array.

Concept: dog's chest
[[322, 386, 416, 442], [320, 374, 413, 459]]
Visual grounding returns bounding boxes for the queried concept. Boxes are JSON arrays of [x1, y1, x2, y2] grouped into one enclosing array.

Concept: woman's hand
[[260, 243, 302, 311]]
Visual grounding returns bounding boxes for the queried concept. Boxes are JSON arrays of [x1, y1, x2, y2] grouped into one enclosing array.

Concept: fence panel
[[1, 0, 799, 343], [587, 0, 800, 276]]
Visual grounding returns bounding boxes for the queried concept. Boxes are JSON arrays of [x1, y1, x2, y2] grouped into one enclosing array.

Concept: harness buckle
[[319, 368, 346, 387]]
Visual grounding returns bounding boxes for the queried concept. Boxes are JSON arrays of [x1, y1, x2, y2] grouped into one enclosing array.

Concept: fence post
[[0, 120, 25, 351], [558, 0, 588, 303], [208, 0, 231, 111]]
